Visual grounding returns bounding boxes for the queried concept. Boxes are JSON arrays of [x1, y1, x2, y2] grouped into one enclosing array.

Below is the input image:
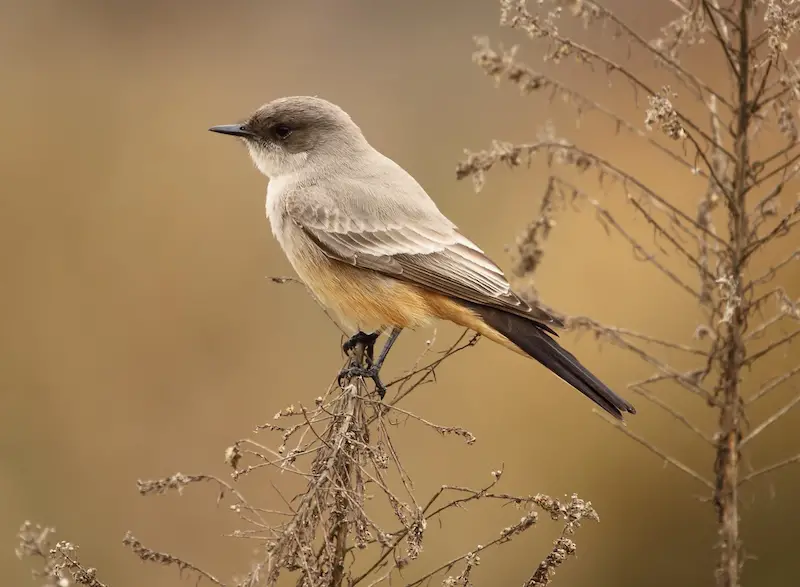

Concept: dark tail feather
[[464, 303, 636, 419]]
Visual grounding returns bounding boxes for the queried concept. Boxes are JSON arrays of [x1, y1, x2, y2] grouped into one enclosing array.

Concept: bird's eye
[[273, 124, 293, 140]]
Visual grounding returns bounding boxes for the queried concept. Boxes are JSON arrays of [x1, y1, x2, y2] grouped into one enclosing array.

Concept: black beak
[[208, 124, 255, 138]]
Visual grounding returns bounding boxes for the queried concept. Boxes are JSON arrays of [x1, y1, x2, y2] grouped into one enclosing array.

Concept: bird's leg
[[338, 327, 403, 399], [371, 327, 402, 371]]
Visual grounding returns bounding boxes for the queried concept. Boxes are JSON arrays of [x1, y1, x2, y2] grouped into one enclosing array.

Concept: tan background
[[2, 1, 799, 586]]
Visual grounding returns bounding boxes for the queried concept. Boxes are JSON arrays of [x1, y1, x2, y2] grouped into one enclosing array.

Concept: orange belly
[[291, 249, 524, 357]]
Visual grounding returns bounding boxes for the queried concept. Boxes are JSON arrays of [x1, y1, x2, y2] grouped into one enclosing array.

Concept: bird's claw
[[337, 364, 387, 399]]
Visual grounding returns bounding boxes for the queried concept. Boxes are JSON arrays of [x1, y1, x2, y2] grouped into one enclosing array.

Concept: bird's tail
[[461, 302, 636, 419]]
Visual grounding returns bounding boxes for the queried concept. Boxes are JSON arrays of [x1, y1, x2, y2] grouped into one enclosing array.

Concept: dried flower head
[[651, 8, 707, 62], [765, 0, 800, 56], [645, 86, 687, 140]]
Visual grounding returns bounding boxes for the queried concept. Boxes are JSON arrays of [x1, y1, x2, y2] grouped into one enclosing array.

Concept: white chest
[[265, 175, 292, 248]]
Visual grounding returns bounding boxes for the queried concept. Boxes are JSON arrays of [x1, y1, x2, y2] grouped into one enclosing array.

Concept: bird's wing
[[284, 182, 564, 330]]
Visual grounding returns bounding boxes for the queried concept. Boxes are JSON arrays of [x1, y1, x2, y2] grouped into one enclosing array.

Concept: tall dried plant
[[456, 1, 800, 586]]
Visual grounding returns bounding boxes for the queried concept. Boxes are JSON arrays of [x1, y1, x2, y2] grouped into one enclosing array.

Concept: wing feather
[[286, 190, 564, 329]]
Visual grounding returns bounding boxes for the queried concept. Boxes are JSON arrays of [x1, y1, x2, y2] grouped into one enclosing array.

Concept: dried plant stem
[[709, 3, 753, 585]]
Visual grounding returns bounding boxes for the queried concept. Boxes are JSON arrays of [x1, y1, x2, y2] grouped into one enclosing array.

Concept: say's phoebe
[[210, 96, 635, 419]]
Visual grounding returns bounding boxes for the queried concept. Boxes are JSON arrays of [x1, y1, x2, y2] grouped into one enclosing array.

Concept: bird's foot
[[342, 330, 381, 362], [337, 364, 387, 400]]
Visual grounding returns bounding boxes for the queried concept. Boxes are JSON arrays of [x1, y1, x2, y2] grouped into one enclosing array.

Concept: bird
[[209, 96, 635, 419]]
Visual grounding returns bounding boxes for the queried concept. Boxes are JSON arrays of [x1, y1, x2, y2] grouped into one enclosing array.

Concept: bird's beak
[[208, 124, 255, 138]]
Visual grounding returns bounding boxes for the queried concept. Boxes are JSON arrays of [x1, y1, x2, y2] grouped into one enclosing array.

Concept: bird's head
[[209, 96, 368, 178]]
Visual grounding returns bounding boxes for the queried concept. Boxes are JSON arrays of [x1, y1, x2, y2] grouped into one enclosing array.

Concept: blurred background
[[2, 0, 799, 586]]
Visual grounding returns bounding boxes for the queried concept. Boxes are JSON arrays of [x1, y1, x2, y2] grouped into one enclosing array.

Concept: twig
[[630, 385, 714, 444], [123, 532, 226, 586], [743, 327, 800, 366], [740, 391, 800, 446], [595, 412, 714, 489], [739, 453, 800, 486], [746, 363, 800, 405]]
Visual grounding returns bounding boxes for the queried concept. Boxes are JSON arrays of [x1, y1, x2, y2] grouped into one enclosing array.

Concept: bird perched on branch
[[210, 96, 635, 419]]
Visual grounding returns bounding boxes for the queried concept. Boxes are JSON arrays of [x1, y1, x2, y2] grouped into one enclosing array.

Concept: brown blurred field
[[2, 1, 799, 586]]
